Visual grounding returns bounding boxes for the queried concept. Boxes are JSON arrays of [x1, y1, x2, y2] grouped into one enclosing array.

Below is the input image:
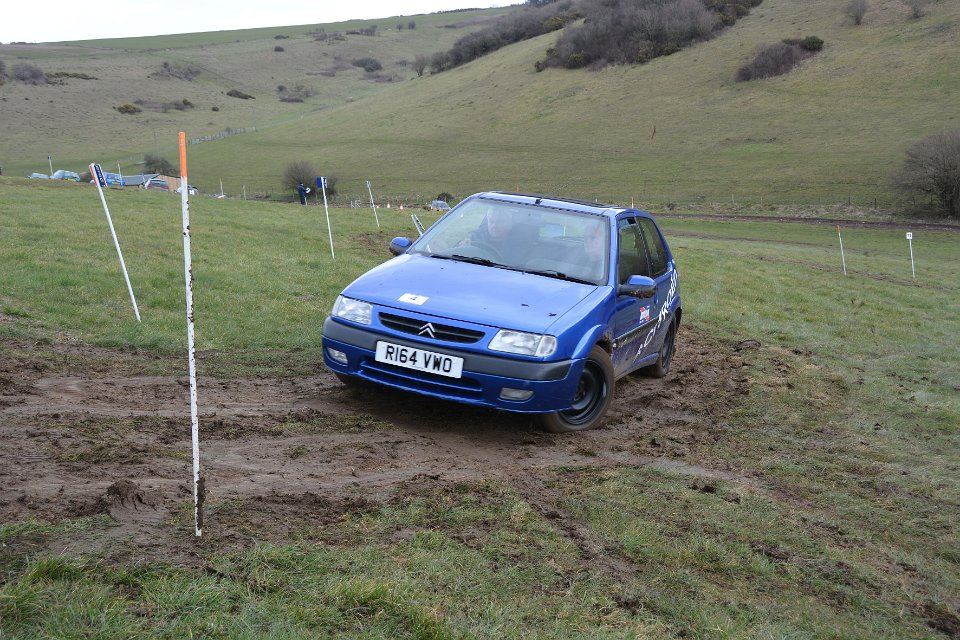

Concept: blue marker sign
[[92, 163, 107, 188]]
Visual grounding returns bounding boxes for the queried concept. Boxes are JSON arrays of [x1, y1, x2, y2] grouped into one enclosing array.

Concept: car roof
[[476, 191, 652, 220]]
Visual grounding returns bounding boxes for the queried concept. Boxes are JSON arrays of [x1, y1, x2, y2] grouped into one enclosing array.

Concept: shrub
[[274, 34, 289, 39], [892, 131, 960, 217], [413, 54, 429, 77], [0, 60, 6, 80], [226, 89, 255, 99], [143, 154, 177, 176], [352, 57, 382, 72], [542, 0, 723, 70], [735, 41, 808, 82], [283, 162, 338, 198], [408, 21, 416, 30], [12, 63, 46, 84], [277, 84, 313, 102], [843, 0, 869, 25], [116, 103, 141, 114], [903, 0, 925, 19], [437, 192, 454, 202], [212, 106, 219, 111], [274, 45, 285, 52], [154, 61, 200, 80]]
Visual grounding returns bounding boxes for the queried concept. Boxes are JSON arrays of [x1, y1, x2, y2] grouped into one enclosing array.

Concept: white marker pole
[[179, 132, 202, 538], [366, 180, 381, 229], [321, 176, 335, 259], [48, 154, 54, 176], [906, 232, 915, 279], [90, 163, 141, 321], [837, 225, 847, 276]]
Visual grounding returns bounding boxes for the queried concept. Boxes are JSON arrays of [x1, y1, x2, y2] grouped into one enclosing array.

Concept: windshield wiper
[[447, 254, 504, 267], [524, 268, 595, 285]]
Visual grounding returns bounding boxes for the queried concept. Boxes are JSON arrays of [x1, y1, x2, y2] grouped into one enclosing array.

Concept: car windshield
[[409, 198, 610, 285]]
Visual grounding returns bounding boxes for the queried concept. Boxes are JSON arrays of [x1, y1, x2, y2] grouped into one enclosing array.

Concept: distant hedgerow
[[538, 0, 760, 71]]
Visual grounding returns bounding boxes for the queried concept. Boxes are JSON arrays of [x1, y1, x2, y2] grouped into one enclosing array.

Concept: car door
[[635, 216, 677, 356], [611, 217, 658, 375]]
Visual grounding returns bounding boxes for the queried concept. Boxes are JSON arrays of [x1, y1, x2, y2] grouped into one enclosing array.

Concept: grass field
[[1, 180, 957, 638]]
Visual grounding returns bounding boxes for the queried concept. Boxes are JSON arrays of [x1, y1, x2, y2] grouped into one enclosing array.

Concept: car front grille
[[379, 313, 485, 344]]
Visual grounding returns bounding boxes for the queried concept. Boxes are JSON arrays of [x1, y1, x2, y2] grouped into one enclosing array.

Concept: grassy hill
[[2, 0, 959, 209]]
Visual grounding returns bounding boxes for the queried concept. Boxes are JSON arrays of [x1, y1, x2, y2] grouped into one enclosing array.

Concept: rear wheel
[[644, 320, 676, 378], [535, 345, 615, 433]]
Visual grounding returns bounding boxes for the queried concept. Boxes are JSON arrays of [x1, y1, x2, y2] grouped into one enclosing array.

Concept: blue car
[[322, 192, 681, 432]]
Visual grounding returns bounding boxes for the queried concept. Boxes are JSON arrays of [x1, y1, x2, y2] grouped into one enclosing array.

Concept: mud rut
[[0, 330, 751, 565]]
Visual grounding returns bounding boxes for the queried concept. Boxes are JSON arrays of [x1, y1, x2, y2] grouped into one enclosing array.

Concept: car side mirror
[[389, 237, 413, 256], [618, 275, 656, 298]]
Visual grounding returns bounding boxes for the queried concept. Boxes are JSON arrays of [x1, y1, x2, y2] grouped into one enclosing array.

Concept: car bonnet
[[341, 254, 600, 334]]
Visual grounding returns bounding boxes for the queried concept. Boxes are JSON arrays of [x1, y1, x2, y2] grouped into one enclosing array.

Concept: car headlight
[[489, 330, 557, 357], [331, 295, 372, 325]]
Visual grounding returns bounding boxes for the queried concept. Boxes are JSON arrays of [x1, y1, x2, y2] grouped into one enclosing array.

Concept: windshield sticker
[[399, 293, 429, 305]]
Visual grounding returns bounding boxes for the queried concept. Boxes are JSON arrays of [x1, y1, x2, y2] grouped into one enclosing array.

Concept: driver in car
[[462, 206, 530, 263]]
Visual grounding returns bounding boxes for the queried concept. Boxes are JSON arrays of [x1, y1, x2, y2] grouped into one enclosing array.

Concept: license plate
[[375, 342, 464, 379]]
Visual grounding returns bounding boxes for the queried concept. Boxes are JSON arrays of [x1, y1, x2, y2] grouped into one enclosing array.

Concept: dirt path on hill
[[0, 329, 750, 565]]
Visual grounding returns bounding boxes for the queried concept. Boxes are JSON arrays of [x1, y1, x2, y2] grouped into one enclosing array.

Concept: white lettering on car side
[[637, 268, 678, 356]]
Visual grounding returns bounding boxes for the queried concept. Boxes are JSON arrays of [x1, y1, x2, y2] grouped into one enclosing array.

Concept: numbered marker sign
[[906, 232, 913, 240]]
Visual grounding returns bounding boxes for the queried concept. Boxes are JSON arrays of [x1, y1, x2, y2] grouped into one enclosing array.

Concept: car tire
[[535, 345, 615, 433], [644, 320, 677, 378]]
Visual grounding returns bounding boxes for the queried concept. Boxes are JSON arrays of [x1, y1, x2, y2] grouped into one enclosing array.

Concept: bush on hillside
[[153, 61, 200, 81], [116, 103, 142, 114], [277, 84, 313, 102], [903, 0, 926, 19], [540, 0, 729, 70], [408, 21, 416, 30], [429, 1, 579, 73], [413, 54, 429, 77], [892, 131, 960, 218], [274, 45, 285, 52], [843, 0, 869, 25], [352, 57, 383, 73], [143, 154, 177, 176], [735, 38, 822, 81], [226, 89, 255, 99], [12, 63, 46, 84]]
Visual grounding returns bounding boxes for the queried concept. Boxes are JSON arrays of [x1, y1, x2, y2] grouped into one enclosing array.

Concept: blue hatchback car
[[322, 192, 681, 432]]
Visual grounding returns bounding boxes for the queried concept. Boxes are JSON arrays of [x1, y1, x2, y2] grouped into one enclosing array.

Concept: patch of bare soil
[[0, 328, 750, 566]]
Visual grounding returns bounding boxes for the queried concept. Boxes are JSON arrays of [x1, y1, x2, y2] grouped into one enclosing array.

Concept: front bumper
[[322, 317, 584, 413]]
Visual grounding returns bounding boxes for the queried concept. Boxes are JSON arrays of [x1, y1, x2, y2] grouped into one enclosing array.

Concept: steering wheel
[[467, 240, 504, 262]]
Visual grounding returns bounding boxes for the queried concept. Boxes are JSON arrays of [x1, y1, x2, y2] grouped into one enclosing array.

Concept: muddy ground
[[0, 329, 750, 566]]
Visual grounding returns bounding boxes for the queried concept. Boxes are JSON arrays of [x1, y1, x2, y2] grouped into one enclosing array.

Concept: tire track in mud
[[0, 328, 763, 564]]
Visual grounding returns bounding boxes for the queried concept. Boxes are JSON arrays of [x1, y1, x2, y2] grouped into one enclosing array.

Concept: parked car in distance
[[27, 173, 49, 179], [51, 169, 81, 182], [429, 199, 451, 211], [145, 178, 169, 191], [176, 184, 199, 195], [323, 191, 681, 432]]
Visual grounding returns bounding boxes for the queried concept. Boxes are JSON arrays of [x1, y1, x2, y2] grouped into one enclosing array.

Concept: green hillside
[[2, 0, 958, 209]]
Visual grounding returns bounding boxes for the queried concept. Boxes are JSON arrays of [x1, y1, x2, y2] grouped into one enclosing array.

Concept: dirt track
[[0, 329, 749, 565]]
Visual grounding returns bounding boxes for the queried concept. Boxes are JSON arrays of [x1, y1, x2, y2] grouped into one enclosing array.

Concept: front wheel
[[535, 345, 615, 433]]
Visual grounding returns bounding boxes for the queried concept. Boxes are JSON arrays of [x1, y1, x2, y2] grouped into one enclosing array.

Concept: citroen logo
[[418, 323, 436, 339]]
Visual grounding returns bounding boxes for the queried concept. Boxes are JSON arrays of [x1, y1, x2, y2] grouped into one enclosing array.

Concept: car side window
[[617, 218, 651, 284], [638, 217, 669, 277]]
